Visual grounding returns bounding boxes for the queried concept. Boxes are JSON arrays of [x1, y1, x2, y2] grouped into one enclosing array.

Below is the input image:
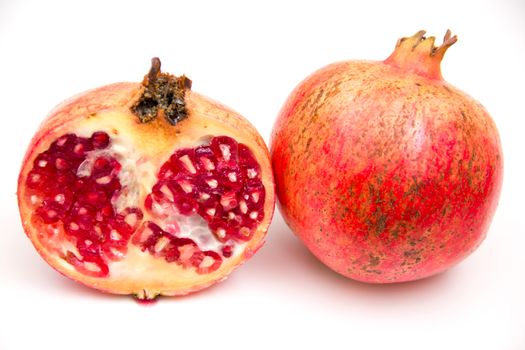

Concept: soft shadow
[[9, 216, 240, 304], [8, 218, 125, 302], [8, 204, 456, 304], [247, 212, 458, 300]]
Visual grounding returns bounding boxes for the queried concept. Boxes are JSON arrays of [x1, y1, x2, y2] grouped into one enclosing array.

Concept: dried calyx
[[395, 30, 457, 58], [385, 30, 458, 80], [132, 57, 192, 125]]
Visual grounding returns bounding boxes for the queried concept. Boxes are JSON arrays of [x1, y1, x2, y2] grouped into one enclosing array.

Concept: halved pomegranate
[[17, 58, 275, 299]]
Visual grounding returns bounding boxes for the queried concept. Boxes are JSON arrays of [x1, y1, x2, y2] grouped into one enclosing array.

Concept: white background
[[1, 0, 524, 349]]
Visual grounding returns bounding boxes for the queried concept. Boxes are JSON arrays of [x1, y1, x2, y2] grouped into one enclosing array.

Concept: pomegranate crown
[[385, 30, 457, 80], [132, 57, 192, 125]]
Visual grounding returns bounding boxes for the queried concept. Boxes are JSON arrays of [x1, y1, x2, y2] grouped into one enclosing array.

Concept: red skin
[[271, 31, 503, 283]]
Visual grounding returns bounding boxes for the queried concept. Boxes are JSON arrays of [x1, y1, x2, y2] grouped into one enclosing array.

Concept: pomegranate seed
[[73, 143, 85, 155], [55, 158, 69, 170], [227, 172, 237, 182], [239, 200, 248, 214], [222, 245, 233, 258], [159, 184, 174, 201], [27, 171, 41, 186], [178, 180, 193, 194], [30, 195, 40, 205], [27, 132, 143, 277], [178, 244, 197, 262], [124, 212, 140, 227], [27, 132, 265, 279], [219, 144, 231, 161], [93, 157, 109, 170], [201, 157, 215, 171], [96, 175, 112, 184], [55, 134, 71, 147], [195, 251, 222, 274], [110, 230, 122, 240], [154, 236, 171, 253], [175, 198, 197, 215], [91, 131, 110, 149], [211, 136, 238, 163], [146, 135, 266, 259], [206, 179, 218, 188], [220, 191, 238, 210], [216, 228, 226, 240], [54, 194, 65, 204], [179, 155, 197, 174], [38, 208, 59, 223]]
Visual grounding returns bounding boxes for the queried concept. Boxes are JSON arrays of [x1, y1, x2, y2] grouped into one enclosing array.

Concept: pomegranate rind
[[271, 57, 502, 283], [18, 82, 275, 298]]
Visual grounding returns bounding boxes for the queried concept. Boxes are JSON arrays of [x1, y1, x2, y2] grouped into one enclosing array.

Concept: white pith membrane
[[24, 126, 266, 291]]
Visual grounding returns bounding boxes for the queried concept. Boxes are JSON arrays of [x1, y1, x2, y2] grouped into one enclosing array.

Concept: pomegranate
[[18, 58, 275, 299], [271, 31, 503, 283]]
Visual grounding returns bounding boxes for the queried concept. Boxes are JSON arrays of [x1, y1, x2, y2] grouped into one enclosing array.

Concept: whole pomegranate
[[18, 58, 275, 299], [271, 31, 503, 283]]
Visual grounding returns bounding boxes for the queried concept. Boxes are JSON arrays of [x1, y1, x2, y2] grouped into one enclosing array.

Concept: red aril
[[18, 58, 275, 299], [271, 31, 503, 283]]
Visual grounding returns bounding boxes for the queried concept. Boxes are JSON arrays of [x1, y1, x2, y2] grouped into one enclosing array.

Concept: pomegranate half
[[18, 58, 275, 299], [271, 31, 503, 283]]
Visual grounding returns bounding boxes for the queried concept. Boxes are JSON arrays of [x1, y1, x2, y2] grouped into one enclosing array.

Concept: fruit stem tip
[[131, 57, 192, 125], [386, 29, 457, 80], [147, 57, 162, 85]]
